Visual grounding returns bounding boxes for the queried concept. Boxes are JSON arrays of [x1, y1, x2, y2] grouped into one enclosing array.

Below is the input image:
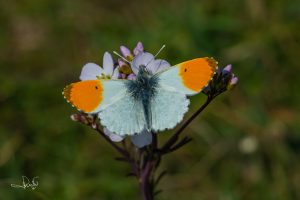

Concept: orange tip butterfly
[[63, 53, 217, 136]]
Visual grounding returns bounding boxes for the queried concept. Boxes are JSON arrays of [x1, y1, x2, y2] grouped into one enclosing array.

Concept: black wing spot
[[95, 86, 98, 90], [184, 68, 187, 72]]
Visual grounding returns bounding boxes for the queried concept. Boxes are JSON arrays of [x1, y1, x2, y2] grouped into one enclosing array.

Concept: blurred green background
[[1, 0, 300, 199]]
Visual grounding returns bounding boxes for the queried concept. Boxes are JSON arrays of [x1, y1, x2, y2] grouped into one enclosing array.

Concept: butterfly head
[[137, 65, 151, 76]]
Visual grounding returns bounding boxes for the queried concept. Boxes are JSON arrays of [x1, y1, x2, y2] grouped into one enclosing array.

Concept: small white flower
[[80, 52, 120, 80]]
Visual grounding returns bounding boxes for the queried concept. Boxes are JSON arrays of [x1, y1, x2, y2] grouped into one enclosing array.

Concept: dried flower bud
[[70, 113, 89, 124]]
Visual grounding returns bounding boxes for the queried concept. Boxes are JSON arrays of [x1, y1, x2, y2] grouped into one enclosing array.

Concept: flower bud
[[70, 113, 89, 124], [223, 64, 232, 73], [227, 76, 238, 90], [133, 42, 144, 55]]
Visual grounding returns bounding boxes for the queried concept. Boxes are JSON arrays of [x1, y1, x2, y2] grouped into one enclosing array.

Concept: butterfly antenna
[[146, 44, 166, 66], [113, 51, 130, 63], [154, 44, 166, 58]]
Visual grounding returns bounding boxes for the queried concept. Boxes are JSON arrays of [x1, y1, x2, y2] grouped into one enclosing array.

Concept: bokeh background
[[1, 0, 300, 199]]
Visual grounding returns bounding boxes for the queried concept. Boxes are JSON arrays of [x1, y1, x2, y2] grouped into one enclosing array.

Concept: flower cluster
[[202, 64, 238, 97], [75, 42, 171, 148]]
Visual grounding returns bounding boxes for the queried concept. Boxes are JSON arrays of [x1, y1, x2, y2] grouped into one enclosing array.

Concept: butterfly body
[[125, 65, 159, 131], [64, 57, 217, 136]]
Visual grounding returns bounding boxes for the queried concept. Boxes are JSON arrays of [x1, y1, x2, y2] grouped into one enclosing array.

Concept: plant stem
[[85, 94, 218, 200]]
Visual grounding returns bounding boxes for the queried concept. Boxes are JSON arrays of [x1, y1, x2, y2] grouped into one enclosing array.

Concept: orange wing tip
[[63, 84, 73, 102], [178, 57, 218, 92], [63, 80, 103, 113], [63, 84, 82, 111], [205, 57, 218, 81], [205, 57, 218, 72]]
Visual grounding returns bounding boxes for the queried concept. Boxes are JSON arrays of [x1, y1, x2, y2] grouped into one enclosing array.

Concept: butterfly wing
[[98, 94, 146, 136], [151, 86, 190, 132], [158, 57, 217, 96], [63, 79, 127, 114]]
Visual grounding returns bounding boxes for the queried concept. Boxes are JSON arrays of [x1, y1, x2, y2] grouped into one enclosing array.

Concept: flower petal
[[133, 42, 144, 56], [111, 66, 120, 79], [130, 130, 152, 148], [104, 128, 124, 142], [103, 52, 114, 76], [120, 46, 132, 58], [230, 76, 238, 85], [79, 63, 103, 80], [127, 73, 136, 80], [146, 59, 170, 74], [131, 52, 154, 74], [223, 64, 232, 73]]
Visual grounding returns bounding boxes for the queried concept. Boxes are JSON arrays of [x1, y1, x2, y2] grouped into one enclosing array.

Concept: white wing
[[158, 58, 217, 96], [151, 85, 190, 132], [88, 80, 128, 114], [98, 93, 146, 136]]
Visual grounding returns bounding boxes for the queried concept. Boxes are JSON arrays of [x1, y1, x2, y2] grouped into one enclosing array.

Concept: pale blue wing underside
[[151, 85, 190, 132], [98, 93, 146, 136]]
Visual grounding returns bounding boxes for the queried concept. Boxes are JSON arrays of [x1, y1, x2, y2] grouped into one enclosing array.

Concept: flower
[[131, 52, 170, 75], [79, 52, 119, 80]]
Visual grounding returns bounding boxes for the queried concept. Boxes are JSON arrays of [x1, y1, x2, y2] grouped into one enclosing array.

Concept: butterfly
[[63, 52, 217, 136]]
